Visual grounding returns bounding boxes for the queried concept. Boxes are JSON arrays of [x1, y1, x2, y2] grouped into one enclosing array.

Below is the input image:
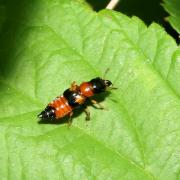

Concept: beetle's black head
[[89, 77, 112, 93]]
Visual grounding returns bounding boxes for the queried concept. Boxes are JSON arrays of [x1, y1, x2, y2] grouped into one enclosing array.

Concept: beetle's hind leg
[[67, 111, 73, 127], [82, 105, 90, 121]]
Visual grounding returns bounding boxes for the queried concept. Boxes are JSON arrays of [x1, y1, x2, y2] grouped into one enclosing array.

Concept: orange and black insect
[[38, 76, 115, 123]]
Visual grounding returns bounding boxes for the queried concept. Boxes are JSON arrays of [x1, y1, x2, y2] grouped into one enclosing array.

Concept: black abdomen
[[38, 106, 56, 119]]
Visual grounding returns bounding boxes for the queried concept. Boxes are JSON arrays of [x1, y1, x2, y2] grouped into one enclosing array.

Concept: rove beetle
[[38, 69, 116, 124]]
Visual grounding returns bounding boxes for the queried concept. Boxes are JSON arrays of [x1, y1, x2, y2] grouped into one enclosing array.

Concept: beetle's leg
[[83, 105, 90, 121], [67, 111, 73, 127], [91, 99, 108, 110], [70, 81, 78, 91]]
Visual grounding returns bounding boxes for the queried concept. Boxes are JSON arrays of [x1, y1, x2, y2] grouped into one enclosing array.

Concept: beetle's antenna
[[103, 68, 110, 79], [103, 68, 118, 90], [110, 86, 118, 90], [106, 85, 118, 91]]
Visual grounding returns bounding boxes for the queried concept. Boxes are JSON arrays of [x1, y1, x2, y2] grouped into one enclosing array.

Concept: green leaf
[[163, 0, 180, 33], [0, 0, 180, 179]]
